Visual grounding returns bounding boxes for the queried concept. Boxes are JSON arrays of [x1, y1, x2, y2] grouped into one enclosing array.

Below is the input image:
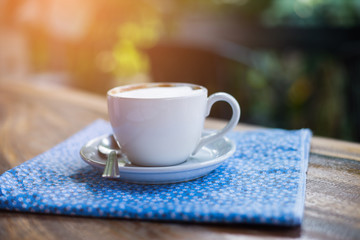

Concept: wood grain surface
[[0, 81, 359, 240]]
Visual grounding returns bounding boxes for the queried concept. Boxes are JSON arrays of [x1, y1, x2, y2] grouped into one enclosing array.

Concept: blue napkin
[[0, 119, 311, 226]]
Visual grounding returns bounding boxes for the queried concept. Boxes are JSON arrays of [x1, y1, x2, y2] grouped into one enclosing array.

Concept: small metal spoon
[[98, 135, 122, 179]]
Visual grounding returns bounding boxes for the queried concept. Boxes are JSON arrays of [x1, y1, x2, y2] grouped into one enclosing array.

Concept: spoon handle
[[102, 151, 120, 178]]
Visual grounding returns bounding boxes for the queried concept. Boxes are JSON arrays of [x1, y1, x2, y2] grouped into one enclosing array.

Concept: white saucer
[[80, 131, 236, 184]]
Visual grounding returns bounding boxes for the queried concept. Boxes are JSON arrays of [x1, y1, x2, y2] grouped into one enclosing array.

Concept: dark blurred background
[[1, 0, 359, 141]]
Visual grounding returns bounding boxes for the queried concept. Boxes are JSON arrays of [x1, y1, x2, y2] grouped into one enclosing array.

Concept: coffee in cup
[[107, 82, 240, 167]]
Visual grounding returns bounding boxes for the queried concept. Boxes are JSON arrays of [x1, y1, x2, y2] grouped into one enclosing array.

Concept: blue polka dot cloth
[[0, 119, 312, 226]]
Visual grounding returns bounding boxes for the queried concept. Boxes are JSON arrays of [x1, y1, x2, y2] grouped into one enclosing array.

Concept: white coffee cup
[[107, 82, 240, 167]]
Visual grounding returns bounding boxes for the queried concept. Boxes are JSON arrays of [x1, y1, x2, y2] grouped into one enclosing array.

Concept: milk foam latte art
[[107, 83, 240, 167], [109, 83, 203, 99], [111, 84, 203, 99]]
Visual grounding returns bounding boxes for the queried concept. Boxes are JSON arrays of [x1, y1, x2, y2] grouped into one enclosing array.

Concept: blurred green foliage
[[2, 0, 359, 140], [156, 0, 360, 141], [226, 51, 351, 140]]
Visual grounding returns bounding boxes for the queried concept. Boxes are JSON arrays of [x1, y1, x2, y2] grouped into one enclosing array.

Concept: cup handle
[[192, 92, 241, 155]]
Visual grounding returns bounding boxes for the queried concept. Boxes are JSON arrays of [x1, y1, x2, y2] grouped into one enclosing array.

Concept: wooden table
[[0, 81, 359, 240]]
